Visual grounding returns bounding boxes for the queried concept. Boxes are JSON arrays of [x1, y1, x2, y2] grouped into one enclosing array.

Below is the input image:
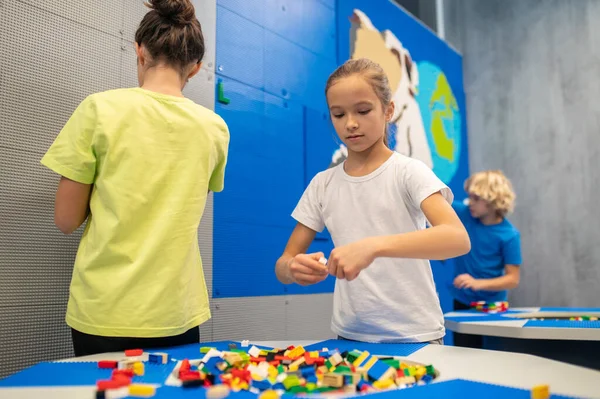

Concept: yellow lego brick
[[259, 390, 280, 399], [289, 357, 305, 372], [286, 346, 306, 359], [362, 356, 378, 371], [531, 385, 550, 399], [128, 384, 155, 397], [414, 367, 426, 380], [373, 379, 395, 390], [352, 351, 370, 367], [133, 362, 145, 376], [268, 365, 278, 379], [309, 351, 320, 358]]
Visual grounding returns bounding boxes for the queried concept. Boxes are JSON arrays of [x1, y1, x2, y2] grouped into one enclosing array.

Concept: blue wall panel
[[317, 0, 335, 10], [218, 0, 265, 26], [216, 6, 264, 89], [214, 0, 469, 302], [264, 0, 336, 58], [264, 31, 336, 105]]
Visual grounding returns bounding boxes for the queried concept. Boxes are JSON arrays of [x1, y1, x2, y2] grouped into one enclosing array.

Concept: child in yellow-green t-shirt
[[40, 0, 229, 356]]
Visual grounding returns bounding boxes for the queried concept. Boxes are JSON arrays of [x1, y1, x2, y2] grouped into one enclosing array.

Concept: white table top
[[444, 308, 600, 340], [1, 339, 599, 398]]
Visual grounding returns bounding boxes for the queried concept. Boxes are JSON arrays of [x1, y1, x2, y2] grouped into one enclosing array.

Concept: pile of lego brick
[[170, 343, 437, 397], [95, 349, 160, 398], [93, 343, 437, 398], [530, 316, 599, 321], [470, 301, 509, 313]]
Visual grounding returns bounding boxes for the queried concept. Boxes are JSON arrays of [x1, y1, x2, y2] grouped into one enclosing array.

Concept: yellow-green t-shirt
[[40, 87, 229, 337]]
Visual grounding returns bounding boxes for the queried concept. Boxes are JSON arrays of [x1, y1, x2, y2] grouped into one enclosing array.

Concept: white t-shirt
[[291, 152, 453, 343]]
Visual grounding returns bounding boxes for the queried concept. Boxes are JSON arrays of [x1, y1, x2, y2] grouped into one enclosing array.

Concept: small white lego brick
[[248, 345, 261, 358], [241, 339, 250, 347], [106, 387, 129, 399], [201, 348, 223, 363], [318, 256, 328, 265]]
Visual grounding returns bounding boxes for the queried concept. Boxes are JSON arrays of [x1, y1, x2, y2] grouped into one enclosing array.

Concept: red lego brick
[[125, 349, 143, 357], [98, 360, 118, 369]]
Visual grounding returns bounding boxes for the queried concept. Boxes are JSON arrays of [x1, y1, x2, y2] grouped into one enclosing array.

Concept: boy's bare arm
[[454, 265, 520, 291]]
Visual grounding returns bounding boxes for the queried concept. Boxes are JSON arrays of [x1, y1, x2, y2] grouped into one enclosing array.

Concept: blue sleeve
[[503, 232, 522, 265]]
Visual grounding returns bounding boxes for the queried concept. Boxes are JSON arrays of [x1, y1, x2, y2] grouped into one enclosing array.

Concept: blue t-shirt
[[451, 202, 522, 304]]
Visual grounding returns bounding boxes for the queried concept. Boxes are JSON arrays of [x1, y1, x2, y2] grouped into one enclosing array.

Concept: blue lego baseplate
[[445, 308, 600, 329], [524, 320, 600, 329], [0, 340, 578, 398]]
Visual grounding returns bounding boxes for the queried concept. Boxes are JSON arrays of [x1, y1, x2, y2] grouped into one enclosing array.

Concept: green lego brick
[[381, 359, 400, 369], [346, 351, 362, 363], [426, 365, 435, 376], [290, 386, 308, 393], [200, 347, 216, 354], [334, 365, 352, 373]]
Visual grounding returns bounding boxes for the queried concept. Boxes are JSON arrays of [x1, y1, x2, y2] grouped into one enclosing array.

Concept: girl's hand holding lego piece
[[327, 238, 377, 281], [289, 252, 329, 286]]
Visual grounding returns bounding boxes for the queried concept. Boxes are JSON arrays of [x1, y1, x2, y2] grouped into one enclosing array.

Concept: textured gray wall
[[0, 0, 335, 379], [444, 0, 600, 307]]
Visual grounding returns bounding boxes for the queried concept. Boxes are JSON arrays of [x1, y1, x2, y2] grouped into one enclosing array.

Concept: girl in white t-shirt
[[275, 58, 471, 343]]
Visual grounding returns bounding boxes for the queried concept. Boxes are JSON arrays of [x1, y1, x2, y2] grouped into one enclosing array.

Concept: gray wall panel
[[0, 1, 122, 154], [18, 0, 123, 35], [443, 0, 600, 307]]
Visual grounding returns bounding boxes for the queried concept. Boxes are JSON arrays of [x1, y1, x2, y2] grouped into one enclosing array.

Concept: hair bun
[[147, 0, 195, 25]]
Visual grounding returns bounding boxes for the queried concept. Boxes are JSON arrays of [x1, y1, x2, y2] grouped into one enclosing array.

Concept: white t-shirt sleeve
[[404, 159, 454, 210], [291, 174, 325, 233]]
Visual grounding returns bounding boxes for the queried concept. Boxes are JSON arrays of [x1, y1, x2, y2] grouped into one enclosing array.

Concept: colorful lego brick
[[380, 358, 400, 369], [531, 384, 550, 399], [362, 356, 378, 371], [366, 359, 395, 382], [288, 357, 306, 371], [201, 346, 217, 354], [128, 384, 155, 397], [182, 378, 204, 388], [98, 360, 118, 369], [252, 378, 272, 390], [396, 376, 416, 385], [282, 375, 301, 390], [125, 349, 143, 357], [322, 373, 344, 388], [206, 384, 231, 399], [372, 379, 395, 389], [352, 351, 370, 367], [118, 359, 136, 370], [346, 350, 362, 363], [148, 352, 169, 364], [328, 352, 343, 367], [286, 346, 306, 359], [334, 365, 352, 373], [258, 390, 280, 399], [248, 346, 262, 358], [133, 362, 144, 376]]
